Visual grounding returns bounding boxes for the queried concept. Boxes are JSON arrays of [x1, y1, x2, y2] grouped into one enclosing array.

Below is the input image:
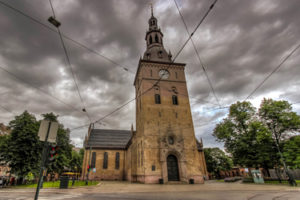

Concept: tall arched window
[[155, 34, 159, 43], [115, 152, 120, 170], [149, 36, 153, 44], [172, 95, 178, 105], [155, 94, 161, 104], [103, 152, 108, 169]]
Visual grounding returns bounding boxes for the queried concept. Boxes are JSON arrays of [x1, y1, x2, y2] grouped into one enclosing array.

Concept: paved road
[[0, 181, 299, 200]]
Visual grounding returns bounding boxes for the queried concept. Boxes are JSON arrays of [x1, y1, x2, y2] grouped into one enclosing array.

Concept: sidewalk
[[0, 180, 299, 195]]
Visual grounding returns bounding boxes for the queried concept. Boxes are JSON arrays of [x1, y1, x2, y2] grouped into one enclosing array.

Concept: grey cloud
[[0, 0, 299, 148]]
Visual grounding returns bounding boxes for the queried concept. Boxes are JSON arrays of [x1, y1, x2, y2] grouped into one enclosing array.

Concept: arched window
[[155, 34, 159, 43], [115, 152, 120, 170], [149, 36, 153, 44], [172, 95, 178, 105], [103, 152, 108, 169], [155, 94, 161, 104]]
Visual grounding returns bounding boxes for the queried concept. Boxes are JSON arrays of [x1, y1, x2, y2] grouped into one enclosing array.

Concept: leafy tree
[[204, 147, 233, 178], [0, 111, 41, 182], [213, 101, 278, 170], [214, 99, 300, 185], [283, 136, 300, 169], [0, 134, 9, 162], [259, 99, 300, 147], [259, 99, 300, 185], [42, 113, 72, 175], [69, 149, 84, 173]]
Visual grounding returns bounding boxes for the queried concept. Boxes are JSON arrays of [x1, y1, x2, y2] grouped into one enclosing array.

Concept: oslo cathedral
[[82, 8, 208, 184]]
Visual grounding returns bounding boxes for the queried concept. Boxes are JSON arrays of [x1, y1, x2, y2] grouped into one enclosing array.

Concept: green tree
[[42, 113, 73, 175], [0, 134, 9, 162], [69, 149, 84, 173], [0, 111, 41, 183], [259, 99, 300, 148], [204, 147, 233, 178], [283, 136, 300, 169], [213, 101, 278, 170], [259, 99, 300, 185]]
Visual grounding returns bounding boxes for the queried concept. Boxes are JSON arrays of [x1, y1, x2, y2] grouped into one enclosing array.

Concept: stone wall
[[82, 149, 126, 181]]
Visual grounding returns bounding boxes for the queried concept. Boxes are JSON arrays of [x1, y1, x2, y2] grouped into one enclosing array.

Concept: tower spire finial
[[150, 3, 153, 16]]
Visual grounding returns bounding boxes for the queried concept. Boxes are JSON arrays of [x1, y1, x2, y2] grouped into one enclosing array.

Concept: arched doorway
[[167, 155, 179, 181]]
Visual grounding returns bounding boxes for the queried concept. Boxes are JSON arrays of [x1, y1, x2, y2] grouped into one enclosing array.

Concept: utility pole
[[34, 122, 51, 200], [85, 146, 92, 185]]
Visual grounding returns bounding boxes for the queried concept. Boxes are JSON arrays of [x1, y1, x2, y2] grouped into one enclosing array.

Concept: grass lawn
[[264, 180, 300, 186], [243, 179, 300, 186], [14, 180, 99, 188]]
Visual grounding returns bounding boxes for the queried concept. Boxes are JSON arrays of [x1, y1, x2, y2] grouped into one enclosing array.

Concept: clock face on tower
[[158, 69, 169, 79]]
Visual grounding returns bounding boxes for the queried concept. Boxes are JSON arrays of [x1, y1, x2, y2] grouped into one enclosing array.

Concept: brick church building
[[82, 8, 208, 184]]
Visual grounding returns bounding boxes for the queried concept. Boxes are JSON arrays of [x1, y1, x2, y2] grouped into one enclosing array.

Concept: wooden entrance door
[[167, 155, 179, 181]]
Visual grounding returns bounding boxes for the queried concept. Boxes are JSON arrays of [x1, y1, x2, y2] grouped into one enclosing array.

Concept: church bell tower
[[132, 7, 207, 184]]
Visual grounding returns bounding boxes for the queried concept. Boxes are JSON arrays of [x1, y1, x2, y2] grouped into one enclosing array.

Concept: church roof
[[85, 129, 132, 150]]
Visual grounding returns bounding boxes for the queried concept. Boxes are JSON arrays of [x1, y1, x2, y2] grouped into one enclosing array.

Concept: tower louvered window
[[172, 95, 178, 105], [155, 94, 161, 104], [155, 34, 159, 43]]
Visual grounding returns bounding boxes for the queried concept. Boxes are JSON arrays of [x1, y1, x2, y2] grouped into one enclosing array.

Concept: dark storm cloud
[[0, 0, 299, 148]]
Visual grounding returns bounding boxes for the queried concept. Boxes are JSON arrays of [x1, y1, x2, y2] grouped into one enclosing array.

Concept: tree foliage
[[213, 99, 300, 170], [259, 99, 300, 145], [69, 149, 84, 172], [0, 111, 41, 178], [213, 101, 278, 169], [204, 147, 233, 178], [283, 136, 300, 169], [0, 111, 77, 180]]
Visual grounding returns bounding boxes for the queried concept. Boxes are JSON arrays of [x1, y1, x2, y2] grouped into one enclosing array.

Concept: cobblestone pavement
[[0, 181, 299, 200]]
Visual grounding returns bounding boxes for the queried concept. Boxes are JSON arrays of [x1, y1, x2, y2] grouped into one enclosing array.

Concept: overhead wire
[[0, 65, 82, 113], [71, 0, 219, 131], [173, 0, 221, 107], [245, 43, 300, 101], [0, 0, 134, 74], [48, 0, 92, 123], [0, 104, 16, 116]]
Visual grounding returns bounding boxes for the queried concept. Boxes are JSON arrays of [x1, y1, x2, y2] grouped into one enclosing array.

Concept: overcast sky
[[0, 0, 299, 148]]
